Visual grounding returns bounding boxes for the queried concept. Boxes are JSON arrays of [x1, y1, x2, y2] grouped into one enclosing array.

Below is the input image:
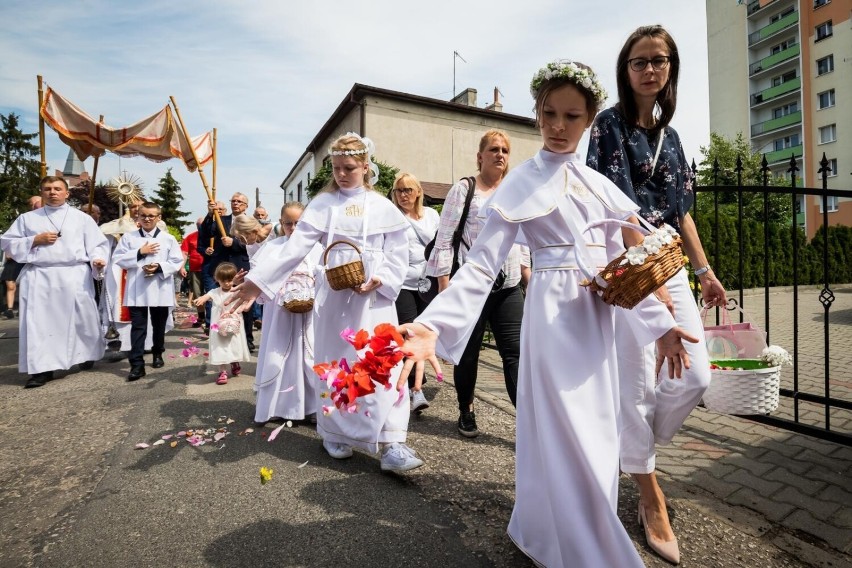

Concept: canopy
[[40, 86, 212, 172]]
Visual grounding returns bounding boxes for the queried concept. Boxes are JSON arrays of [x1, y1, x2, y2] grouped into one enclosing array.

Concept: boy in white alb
[[113, 202, 185, 381]]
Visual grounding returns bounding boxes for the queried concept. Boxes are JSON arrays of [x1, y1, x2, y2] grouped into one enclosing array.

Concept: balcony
[[764, 144, 803, 164], [747, 0, 762, 16], [749, 43, 799, 75], [751, 110, 801, 136], [748, 10, 798, 45], [751, 76, 801, 106]]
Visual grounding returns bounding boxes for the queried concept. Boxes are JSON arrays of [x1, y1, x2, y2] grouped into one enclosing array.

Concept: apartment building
[[707, 0, 851, 238]]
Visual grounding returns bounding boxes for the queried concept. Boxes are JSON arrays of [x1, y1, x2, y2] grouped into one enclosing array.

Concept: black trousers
[[129, 306, 169, 367], [395, 288, 432, 388], [455, 284, 523, 409]]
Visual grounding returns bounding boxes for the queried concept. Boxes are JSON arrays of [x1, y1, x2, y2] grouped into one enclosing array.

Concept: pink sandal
[[231, 362, 241, 376], [216, 371, 228, 385]]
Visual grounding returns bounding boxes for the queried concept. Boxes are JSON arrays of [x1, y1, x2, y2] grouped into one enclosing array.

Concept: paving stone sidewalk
[[471, 285, 852, 562]]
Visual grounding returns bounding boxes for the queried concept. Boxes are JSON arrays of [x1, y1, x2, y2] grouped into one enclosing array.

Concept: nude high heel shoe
[[639, 503, 680, 565]]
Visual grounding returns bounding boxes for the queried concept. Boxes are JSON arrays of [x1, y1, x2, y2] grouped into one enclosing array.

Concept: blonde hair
[[281, 201, 305, 215], [477, 129, 511, 179], [327, 133, 374, 191], [391, 172, 425, 219], [230, 213, 261, 239]]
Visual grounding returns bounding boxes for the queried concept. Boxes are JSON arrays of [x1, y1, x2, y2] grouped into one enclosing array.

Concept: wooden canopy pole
[[87, 115, 104, 214], [212, 127, 217, 201], [210, 127, 217, 247], [37, 75, 47, 178], [169, 96, 226, 237]]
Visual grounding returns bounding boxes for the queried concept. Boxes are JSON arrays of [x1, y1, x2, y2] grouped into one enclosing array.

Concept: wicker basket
[[703, 363, 781, 415], [323, 240, 365, 291], [281, 273, 315, 313], [585, 229, 684, 309]]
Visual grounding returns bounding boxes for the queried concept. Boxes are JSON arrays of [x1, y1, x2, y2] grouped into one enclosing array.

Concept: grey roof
[[62, 148, 85, 176]]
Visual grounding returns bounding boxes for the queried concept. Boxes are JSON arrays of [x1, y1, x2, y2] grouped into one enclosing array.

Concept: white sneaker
[[411, 390, 429, 413], [380, 442, 424, 472], [322, 440, 353, 459]]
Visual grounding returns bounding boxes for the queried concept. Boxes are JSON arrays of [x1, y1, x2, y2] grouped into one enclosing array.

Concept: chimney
[[485, 87, 503, 112], [450, 88, 478, 107]]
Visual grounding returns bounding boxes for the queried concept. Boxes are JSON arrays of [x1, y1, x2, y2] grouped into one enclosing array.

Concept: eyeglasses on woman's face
[[627, 56, 670, 72], [394, 187, 415, 196]]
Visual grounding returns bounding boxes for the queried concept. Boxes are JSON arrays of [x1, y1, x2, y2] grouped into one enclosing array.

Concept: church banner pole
[[169, 96, 226, 238], [37, 75, 47, 178]]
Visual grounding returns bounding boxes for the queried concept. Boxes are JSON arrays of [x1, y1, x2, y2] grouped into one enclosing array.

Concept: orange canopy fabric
[[40, 86, 212, 172]]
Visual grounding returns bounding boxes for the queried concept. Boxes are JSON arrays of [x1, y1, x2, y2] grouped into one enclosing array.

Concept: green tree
[[69, 180, 120, 223], [0, 112, 41, 231], [306, 158, 399, 200], [696, 131, 791, 224], [152, 168, 191, 235]]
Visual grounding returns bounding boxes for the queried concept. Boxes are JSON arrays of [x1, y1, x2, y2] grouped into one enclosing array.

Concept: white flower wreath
[[530, 60, 608, 109]]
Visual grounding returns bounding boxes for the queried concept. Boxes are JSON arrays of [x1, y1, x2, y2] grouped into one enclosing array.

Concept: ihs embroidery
[[344, 205, 363, 217], [569, 182, 589, 197]]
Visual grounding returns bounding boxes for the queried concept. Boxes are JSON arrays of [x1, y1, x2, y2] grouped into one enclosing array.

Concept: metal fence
[[694, 153, 851, 446]]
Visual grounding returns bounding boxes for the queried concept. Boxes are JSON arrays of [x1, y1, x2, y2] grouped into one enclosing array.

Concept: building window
[[825, 158, 838, 177], [770, 39, 794, 54], [815, 21, 833, 41], [819, 195, 838, 213], [773, 102, 798, 118], [771, 7, 795, 22], [816, 55, 834, 75], [817, 89, 836, 109], [297, 181, 303, 202], [772, 70, 797, 86], [775, 134, 800, 150], [813, 0, 829, 7], [818, 124, 837, 144]]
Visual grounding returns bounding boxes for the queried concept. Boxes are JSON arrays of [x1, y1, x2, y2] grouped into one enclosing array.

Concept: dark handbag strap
[[451, 176, 476, 258]]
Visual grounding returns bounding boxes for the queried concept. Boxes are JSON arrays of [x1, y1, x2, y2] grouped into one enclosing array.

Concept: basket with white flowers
[[703, 345, 792, 415]]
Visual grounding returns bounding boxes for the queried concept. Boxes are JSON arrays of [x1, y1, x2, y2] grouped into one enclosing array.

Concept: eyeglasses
[[282, 221, 298, 227], [139, 214, 160, 220], [394, 187, 415, 196], [230, 199, 248, 205], [627, 56, 671, 72]]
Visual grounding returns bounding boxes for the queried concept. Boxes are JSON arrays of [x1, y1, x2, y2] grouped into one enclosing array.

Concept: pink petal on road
[[134, 443, 150, 449], [267, 423, 286, 442]]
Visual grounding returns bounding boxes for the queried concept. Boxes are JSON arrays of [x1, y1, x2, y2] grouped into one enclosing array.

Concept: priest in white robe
[[0, 176, 109, 388]]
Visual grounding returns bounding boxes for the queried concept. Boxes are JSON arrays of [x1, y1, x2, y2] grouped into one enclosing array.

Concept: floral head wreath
[[529, 60, 608, 110], [329, 132, 380, 187]]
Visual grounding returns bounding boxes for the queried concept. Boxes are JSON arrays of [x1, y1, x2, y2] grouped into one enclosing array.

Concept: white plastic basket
[[703, 366, 781, 415]]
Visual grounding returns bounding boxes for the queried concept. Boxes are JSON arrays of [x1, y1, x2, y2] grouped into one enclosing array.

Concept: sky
[[0, 0, 712, 228]]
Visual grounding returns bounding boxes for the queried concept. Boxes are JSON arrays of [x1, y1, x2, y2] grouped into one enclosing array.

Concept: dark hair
[[533, 61, 599, 127], [615, 25, 679, 136], [139, 201, 161, 213], [40, 175, 68, 190], [214, 262, 238, 282]]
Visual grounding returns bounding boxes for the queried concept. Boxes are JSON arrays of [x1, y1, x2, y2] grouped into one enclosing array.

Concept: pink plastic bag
[[702, 306, 768, 359]]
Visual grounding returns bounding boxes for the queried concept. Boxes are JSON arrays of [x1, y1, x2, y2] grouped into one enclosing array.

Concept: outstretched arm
[[396, 323, 443, 391]]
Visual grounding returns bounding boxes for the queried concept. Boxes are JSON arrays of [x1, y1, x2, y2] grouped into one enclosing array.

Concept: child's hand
[[356, 276, 381, 294], [412, 360, 426, 391], [193, 297, 205, 307]]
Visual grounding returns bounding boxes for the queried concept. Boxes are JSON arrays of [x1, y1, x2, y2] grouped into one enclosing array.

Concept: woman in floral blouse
[[587, 25, 727, 565]]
